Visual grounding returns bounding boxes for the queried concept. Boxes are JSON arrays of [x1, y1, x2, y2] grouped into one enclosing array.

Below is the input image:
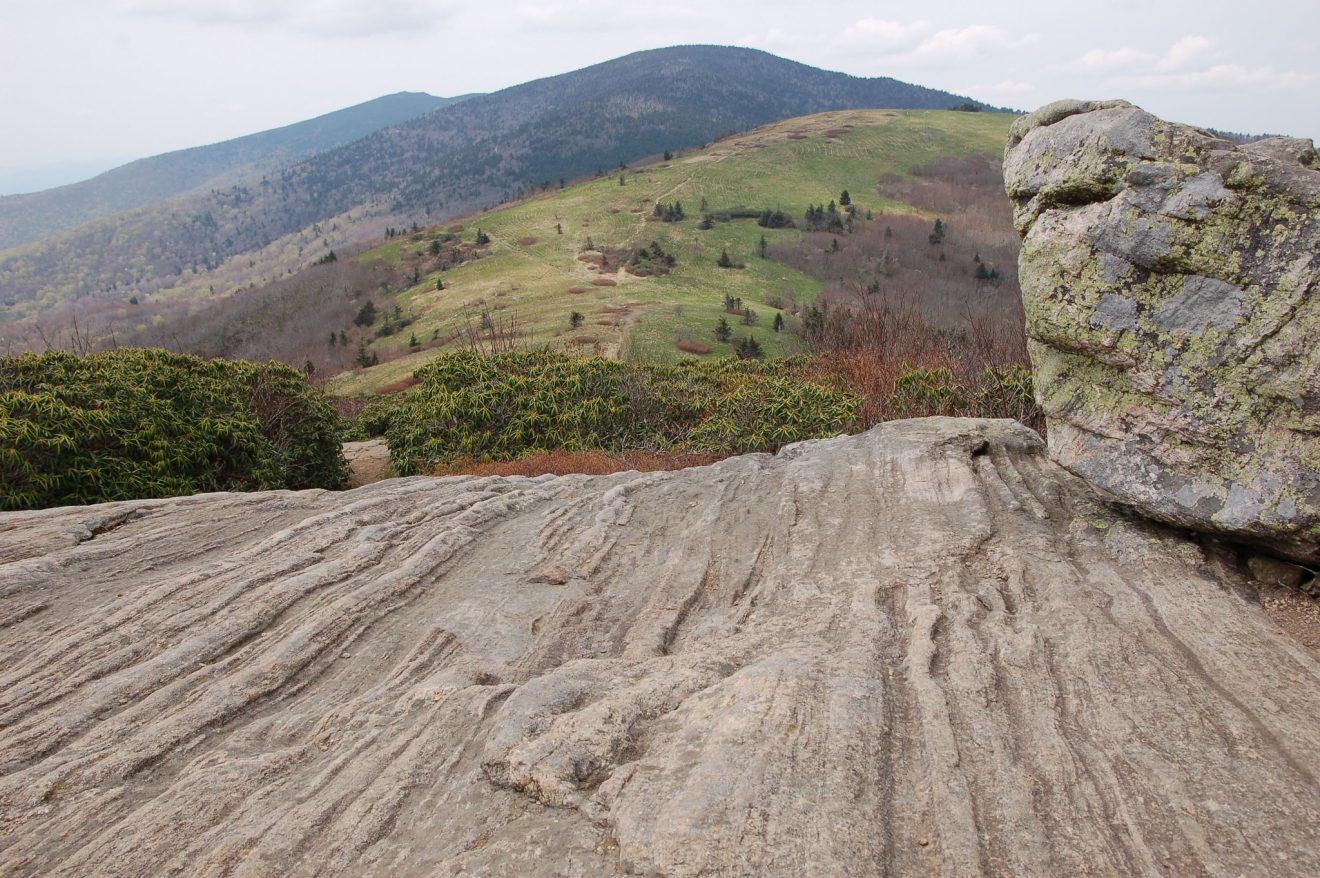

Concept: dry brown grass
[[374, 375, 421, 395], [676, 339, 712, 354], [572, 335, 598, 345], [567, 286, 588, 294], [430, 449, 721, 478], [517, 236, 538, 246], [591, 278, 617, 287], [801, 291, 1042, 434]]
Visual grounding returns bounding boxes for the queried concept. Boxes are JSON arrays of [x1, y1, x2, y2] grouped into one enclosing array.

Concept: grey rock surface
[[1003, 99, 1320, 563], [342, 438, 392, 488], [3, 418, 1319, 876]]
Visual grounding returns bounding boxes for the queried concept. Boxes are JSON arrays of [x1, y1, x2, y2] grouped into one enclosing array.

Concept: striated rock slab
[[1004, 99, 1320, 563], [2, 418, 1319, 876], [342, 438, 392, 488]]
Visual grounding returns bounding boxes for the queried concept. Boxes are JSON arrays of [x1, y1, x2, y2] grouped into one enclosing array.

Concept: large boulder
[[2, 419, 1320, 875], [1003, 99, 1320, 563]]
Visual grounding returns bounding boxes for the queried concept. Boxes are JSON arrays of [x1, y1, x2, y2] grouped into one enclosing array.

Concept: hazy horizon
[[2, 1, 1315, 195]]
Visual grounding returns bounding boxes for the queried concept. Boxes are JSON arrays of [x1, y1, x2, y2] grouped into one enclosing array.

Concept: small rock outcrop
[[1004, 99, 1320, 563], [3, 419, 1319, 876]]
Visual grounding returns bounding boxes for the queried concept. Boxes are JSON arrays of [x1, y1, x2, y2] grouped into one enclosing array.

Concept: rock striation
[[3, 418, 1319, 876], [1004, 99, 1320, 563]]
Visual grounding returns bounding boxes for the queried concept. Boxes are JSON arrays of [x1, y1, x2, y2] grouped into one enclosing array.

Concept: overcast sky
[[2, 0, 1315, 191]]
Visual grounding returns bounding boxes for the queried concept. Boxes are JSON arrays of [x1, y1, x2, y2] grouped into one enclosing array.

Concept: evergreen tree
[[570, 311, 584, 329], [353, 300, 377, 327], [409, 332, 420, 348], [475, 228, 491, 245], [839, 190, 851, 206], [717, 248, 734, 268], [328, 332, 337, 347], [714, 316, 732, 342], [735, 335, 764, 359], [759, 235, 768, 258], [354, 341, 377, 368], [803, 305, 824, 336], [773, 313, 784, 332]]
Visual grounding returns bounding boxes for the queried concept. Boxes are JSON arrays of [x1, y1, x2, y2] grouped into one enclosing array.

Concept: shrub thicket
[[374, 351, 860, 475], [1, 349, 349, 510]]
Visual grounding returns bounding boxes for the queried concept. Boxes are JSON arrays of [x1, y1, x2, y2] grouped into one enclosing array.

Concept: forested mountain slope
[[0, 91, 460, 251], [0, 46, 994, 325]]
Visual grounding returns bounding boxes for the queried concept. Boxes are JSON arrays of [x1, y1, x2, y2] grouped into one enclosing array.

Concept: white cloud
[[836, 19, 1040, 68], [754, 27, 799, 52], [511, 1, 702, 33], [116, 0, 455, 37], [838, 18, 931, 54], [1068, 35, 1314, 91], [1155, 35, 1214, 72], [908, 26, 1038, 64], [973, 79, 1035, 96], [1072, 47, 1153, 73], [1112, 64, 1315, 91]]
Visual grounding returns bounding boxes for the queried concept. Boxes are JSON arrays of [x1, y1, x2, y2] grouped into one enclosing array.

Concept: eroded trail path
[[2, 419, 1318, 876]]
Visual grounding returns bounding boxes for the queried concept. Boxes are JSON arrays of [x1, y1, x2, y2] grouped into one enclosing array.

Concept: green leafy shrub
[[1, 349, 349, 510], [378, 351, 859, 475], [356, 396, 401, 438], [880, 364, 1039, 427]]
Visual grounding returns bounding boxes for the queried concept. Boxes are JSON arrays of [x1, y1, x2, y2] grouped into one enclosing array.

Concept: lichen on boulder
[[1004, 99, 1320, 563]]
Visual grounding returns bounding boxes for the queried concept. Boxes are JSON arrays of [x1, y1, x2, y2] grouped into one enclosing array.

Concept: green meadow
[[329, 109, 1012, 397]]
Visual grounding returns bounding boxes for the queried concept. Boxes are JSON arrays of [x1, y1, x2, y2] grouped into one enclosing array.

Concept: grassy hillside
[[0, 46, 996, 336], [326, 108, 1015, 396]]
